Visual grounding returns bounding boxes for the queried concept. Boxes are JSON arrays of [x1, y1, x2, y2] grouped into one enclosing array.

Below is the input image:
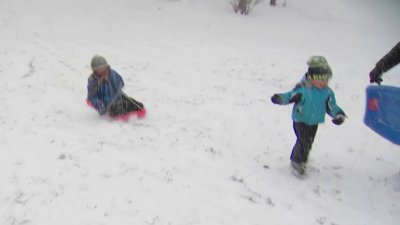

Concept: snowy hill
[[1, 0, 400, 224]]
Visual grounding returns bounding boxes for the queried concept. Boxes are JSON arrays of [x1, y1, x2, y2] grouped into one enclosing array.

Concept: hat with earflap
[[91, 55, 109, 70], [306, 56, 332, 81]]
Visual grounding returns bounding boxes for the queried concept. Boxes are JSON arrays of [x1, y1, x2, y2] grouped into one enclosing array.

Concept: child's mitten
[[98, 103, 107, 116], [332, 113, 346, 125], [271, 94, 283, 104]]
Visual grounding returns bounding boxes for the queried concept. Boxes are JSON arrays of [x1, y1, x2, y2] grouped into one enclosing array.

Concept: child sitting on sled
[[271, 56, 346, 175], [86, 55, 145, 118]]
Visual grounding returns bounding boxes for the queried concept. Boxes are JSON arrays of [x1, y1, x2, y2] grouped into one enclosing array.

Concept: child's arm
[[326, 91, 346, 125], [271, 90, 302, 105], [326, 92, 345, 117], [113, 70, 125, 91], [87, 78, 107, 115]]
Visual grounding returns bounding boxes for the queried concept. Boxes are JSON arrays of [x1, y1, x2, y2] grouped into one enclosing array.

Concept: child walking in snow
[[271, 56, 346, 175]]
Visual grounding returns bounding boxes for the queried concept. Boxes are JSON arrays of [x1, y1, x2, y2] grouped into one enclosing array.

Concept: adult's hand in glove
[[369, 67, 383, 85]]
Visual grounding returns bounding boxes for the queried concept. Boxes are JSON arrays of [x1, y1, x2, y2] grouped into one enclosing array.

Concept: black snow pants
[[107, 93, 144, 117], [290, 122, 318, 164]]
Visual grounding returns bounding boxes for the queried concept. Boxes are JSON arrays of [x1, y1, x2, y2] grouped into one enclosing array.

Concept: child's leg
[[107, 100, 125, 117], [290, 122, 318, 164], [121, 94, 144, 112]]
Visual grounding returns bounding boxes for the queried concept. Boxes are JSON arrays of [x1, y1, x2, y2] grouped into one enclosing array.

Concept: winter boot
[[291, 161, 306, 175]]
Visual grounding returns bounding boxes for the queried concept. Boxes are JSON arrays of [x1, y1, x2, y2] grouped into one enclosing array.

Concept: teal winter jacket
[[276, 82, 344, 125], [87, 69, 125, 115]]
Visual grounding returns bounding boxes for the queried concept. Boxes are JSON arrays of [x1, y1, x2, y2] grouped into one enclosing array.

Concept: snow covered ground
[[1, 0, 400, 224]]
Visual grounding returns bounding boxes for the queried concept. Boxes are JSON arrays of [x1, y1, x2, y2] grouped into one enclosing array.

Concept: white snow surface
[[1, 0, 400, 224]]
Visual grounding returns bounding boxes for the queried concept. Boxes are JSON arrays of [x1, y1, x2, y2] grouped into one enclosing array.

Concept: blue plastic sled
[[364, 85, 400, 145]]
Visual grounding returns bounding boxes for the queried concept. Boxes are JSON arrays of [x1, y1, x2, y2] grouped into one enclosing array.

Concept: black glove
[[289, 93, 302, 104], [332, 113, 346, 125], [369, 67, 383, 85], [271, 94, 283, 104]]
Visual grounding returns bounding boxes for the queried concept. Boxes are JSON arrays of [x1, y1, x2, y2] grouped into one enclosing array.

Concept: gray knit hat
[[307, 56, 329, 68], [306, 55, 332, 80], [91, 55, 108, 70]]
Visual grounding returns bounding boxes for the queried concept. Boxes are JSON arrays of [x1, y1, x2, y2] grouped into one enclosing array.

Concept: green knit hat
[[91, 55, 108, 70], [306, 56, 332, 80]]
